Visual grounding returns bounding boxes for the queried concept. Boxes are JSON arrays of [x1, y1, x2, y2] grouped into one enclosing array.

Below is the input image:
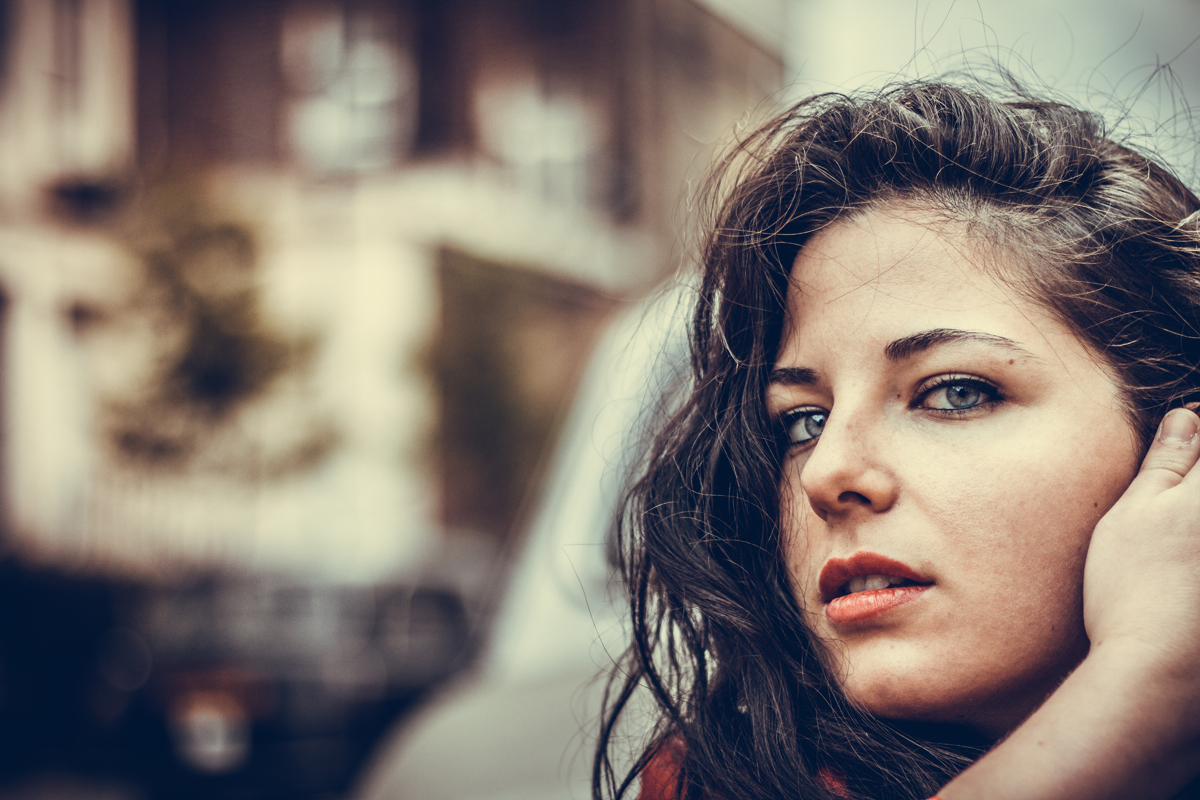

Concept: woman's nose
[[798, 412, 899, 520]]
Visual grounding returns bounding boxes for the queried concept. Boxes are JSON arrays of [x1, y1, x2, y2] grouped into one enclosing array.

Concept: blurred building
[[0, 0, 786, 582], [0, 0, 787, 797]]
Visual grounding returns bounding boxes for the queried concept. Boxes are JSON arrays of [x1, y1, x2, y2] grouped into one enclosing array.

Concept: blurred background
[[0, 1, 1195, 798]]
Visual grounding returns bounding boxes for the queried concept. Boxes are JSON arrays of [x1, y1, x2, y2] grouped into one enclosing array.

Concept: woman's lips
[[819, 552, 932, 624], [825, 584, 931, 624]]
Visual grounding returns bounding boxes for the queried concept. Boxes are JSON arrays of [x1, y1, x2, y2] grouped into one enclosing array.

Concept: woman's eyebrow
[[768, 329, 1036, 385], [884, 328, 1037, 362], [768, 366, 819, 386]]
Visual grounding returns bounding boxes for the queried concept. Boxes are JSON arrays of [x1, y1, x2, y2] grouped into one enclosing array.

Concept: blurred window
[[476, 77, 599, 210], [281, 2, 416, 173], [428, 250, 618, 544]]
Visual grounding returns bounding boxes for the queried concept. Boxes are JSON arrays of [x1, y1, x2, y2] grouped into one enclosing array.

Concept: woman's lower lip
[[825, 585, 931, 624]]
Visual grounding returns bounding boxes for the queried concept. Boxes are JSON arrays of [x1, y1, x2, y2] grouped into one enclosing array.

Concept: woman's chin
[[843, 675, 1044, 740]]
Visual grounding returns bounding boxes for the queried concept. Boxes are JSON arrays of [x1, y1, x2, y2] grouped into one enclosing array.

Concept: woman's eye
[[784, 409, 827, 446], [918, 377, 997, 412]]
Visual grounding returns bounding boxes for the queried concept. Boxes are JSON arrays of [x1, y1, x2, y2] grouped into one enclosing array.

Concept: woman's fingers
[[1132, 408, 1200, 492], [1084, 406, 1200, 656], [1085, 407, 1200, 648]]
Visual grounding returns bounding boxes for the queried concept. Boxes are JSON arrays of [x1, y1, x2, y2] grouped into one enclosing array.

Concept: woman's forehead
[[787, 205, 1001, 298], [777, 206, 1075, 366]]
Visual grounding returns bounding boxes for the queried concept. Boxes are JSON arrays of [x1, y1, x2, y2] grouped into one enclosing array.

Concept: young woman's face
[[768, 205, 1142, 737]]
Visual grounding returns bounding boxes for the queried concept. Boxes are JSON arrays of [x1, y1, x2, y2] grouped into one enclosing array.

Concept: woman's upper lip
[[818, 552, 930, 602]]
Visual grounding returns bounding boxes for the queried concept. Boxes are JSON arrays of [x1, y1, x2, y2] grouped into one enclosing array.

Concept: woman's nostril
[[837, 491, 871, 506]]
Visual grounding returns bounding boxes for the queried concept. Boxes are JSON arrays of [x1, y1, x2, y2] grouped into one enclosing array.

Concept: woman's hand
[[1084, 407, 1200, 659], [940, 408, 1200, 800]]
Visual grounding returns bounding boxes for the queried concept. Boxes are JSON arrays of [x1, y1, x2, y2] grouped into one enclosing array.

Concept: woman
[[595, 81, 1200, 800]]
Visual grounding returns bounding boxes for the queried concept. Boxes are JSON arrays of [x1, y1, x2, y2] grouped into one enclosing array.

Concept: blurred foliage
[[50, 176, 335, 475]]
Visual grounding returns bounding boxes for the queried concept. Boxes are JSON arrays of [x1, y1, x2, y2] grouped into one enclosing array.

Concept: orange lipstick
[[819, 552, 932, 624]]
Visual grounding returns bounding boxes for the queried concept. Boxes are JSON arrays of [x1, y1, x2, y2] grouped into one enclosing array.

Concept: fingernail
[[1160, 409, 1199, 445]]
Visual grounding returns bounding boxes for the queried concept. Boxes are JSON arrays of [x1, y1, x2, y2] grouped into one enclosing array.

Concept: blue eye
[[918, 376, 998, 411], [783, 408, 827, 446]]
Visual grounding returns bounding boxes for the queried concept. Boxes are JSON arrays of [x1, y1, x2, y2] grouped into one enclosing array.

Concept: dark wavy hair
[[594, 81, 1200, 800]]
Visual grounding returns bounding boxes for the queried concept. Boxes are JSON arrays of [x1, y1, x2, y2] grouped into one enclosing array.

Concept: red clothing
[[636, 741, 942, 800], [637, 739, 683, 800]]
